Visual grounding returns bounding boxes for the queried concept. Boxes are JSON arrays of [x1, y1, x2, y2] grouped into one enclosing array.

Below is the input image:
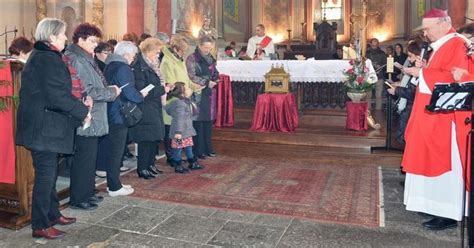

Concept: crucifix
[[350, 0, 380, 58]]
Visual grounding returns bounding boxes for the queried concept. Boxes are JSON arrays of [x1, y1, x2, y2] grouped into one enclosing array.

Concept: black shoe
[[148, 165, 163, 175], [422, 217, 457, 230], [175, 165, 190, 174], [137, 170, 156, 179], [206, 153, 216, 157], [196, 154, 207, 159], [88, 195, 104, 204], [188, 158, 204, 170], [69, 202, 98, 211], [418, 212, 435, 218]]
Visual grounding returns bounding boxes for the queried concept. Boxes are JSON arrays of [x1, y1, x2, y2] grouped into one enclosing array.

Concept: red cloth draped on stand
[[214, 74, 234, 127], [0, 61, 16, 184], [346, 101, 368, 131], [250, 93, 299, 132]]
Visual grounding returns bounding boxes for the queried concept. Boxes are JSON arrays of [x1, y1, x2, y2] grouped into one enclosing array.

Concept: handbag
[[120, 100, 143, 127]]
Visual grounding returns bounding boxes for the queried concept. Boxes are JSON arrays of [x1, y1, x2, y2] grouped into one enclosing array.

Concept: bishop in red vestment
[[402, 8, 470, 230]]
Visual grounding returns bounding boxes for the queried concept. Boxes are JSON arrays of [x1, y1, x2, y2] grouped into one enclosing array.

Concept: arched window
[[321, 0, 343, 21]]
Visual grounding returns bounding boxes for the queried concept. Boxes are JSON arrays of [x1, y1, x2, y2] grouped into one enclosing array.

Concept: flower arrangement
[[343, 58, 378, 92]]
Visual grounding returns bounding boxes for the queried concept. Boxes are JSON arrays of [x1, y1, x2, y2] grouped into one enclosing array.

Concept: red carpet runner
[[119, 156, 380, 227]]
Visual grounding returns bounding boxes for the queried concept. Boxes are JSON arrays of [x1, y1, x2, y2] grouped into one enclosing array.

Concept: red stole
[[260, 36, 272, 49]]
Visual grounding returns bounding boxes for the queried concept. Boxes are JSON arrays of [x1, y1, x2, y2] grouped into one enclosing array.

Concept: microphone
[[419, 42, 429, 61]]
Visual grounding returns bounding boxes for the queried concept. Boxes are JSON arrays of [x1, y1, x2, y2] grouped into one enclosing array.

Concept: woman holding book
[[130, 38, 169, 179]]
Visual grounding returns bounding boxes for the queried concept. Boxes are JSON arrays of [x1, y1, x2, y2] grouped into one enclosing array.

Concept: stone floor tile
[[208, 221, 285, 248], [209, 209, 259, 223], [137, 199, 179, 211], [61, 201, 127, 224], [109, 230, 216, 248], [149, 214, 226, 244], [277, 219, 458, 248], [171, 204, 217, 217], [101, 194, 147, 206], [383, 202, 426, 224], [99, 206, 172, 233], [252, 214, 293, 228]]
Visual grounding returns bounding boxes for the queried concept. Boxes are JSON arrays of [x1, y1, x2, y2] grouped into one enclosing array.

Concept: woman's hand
[[387, 87, 396, 95], [208, 81, 217, 89], [110, 85, 122, 97], [174, 133, 182, 139], [83, 96, 93, 109]]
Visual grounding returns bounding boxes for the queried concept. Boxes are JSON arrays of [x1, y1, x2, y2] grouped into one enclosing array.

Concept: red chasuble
[[0, 61, 15, 184], [402, 30, 470, 184]]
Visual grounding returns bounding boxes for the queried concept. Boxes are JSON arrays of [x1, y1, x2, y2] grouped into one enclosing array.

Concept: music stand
[[426, 82, 474, 248]]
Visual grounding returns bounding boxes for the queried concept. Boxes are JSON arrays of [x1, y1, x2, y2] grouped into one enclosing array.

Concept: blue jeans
[[172, 146, 194, 161]]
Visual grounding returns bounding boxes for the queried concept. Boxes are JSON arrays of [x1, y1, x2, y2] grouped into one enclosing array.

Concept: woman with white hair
[[103, 41, 147, 196], [15, 18, 91, 239]]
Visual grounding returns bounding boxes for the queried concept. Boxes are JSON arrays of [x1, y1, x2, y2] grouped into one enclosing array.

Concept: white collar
[[430, 32, 460, 51]]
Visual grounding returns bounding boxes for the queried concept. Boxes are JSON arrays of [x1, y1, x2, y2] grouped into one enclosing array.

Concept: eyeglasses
[[86, 37, 99, 44]]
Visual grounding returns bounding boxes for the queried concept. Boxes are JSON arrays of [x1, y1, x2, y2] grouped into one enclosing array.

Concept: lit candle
[[386, 55, 394, 73]]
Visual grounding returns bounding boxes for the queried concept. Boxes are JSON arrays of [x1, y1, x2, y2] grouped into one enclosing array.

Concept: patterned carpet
[[117, 155, 380, 227]]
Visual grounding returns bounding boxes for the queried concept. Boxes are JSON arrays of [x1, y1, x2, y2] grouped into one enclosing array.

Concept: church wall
[[103, 0, 127, 40], [223, 0, 251, 42], [468, 1, 474, 23], [0, 0, 37, 55], [143, 0, 158, 35]]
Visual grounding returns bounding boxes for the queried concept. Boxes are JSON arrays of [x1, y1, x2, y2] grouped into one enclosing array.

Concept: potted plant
[[343, 58, 378, 102]]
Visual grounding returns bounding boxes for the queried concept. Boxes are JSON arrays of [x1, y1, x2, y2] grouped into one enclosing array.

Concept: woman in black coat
[[130, 38, 168, 179], [15, 18, 90, 239], [185, 36, 219, 160]]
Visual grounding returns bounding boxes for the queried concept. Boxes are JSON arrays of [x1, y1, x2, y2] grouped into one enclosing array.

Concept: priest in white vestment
[[246, 24, 275, 60]]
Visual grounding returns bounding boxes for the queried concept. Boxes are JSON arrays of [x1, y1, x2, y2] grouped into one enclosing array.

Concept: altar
[[216, 59, 376, 109]]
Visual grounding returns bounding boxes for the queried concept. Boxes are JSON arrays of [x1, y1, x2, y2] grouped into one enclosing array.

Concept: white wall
[[468, 0, 474, 23]]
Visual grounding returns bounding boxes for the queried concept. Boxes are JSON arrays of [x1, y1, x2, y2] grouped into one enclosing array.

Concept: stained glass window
[[321, 0, 343, 20]]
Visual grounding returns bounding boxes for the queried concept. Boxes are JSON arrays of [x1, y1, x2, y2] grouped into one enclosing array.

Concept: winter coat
[[166, 97, 196, 139], [160, 46, 198, 125], [128, 53, 166, 142], [65, 43, 117, 137], [15, 41, 89, 154], [186, 47, 219, 121], [103, 54, 144, 125]]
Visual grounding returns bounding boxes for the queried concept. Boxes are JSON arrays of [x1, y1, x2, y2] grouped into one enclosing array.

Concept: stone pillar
[[92, 0, 104, 31], [36, 0, 47, 23], [157, 0, 171, 35], [127, 0, 144, 34], [449, 0, 466, 28], [144, 0, 158, 34]]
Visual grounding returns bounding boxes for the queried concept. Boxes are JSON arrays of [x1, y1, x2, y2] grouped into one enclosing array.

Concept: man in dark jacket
[[366, 38, 387, 110]]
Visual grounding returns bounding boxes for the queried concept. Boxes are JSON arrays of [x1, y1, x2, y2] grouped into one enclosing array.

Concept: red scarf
[[49, 44, 84, 99]]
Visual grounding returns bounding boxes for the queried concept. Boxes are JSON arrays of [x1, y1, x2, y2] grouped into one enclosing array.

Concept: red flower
[[346, 68, 354, 74], [356, 76, 364, 84], [349, 59, 355, 65]]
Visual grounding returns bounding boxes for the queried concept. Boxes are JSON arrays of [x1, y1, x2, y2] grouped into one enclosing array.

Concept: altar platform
[[213, 107, 403, 167]]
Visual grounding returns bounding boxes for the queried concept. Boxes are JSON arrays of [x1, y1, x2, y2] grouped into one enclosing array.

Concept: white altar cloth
[[216, 59, 376, 83]]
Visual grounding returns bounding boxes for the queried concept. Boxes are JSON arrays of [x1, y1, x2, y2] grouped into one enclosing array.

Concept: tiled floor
[[0, 167, 462, 247]]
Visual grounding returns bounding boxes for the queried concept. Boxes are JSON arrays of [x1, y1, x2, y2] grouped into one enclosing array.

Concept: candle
[[171, 19, 177, 35], [386, 55, 394, 73]]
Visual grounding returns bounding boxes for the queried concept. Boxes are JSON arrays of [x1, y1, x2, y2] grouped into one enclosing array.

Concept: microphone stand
[[371, 72, 403, 153]]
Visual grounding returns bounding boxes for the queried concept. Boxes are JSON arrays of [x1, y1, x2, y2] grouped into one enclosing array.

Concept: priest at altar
[[246, 24, 275, 60]]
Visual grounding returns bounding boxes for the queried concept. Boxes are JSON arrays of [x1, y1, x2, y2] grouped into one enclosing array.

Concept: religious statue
[[198, 15, 218, 41], [198, 15, 218, 58]]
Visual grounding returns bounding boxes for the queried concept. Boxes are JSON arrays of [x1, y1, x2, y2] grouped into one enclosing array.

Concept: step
[[213, 125, 386, 154], [212, 140, 402, 167]]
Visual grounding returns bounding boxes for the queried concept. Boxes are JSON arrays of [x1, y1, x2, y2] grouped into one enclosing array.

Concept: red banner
[[0, 61, 16, 184]]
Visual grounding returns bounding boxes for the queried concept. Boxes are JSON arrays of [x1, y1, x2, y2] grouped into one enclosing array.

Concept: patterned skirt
[[171, 137, 194, 149]]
